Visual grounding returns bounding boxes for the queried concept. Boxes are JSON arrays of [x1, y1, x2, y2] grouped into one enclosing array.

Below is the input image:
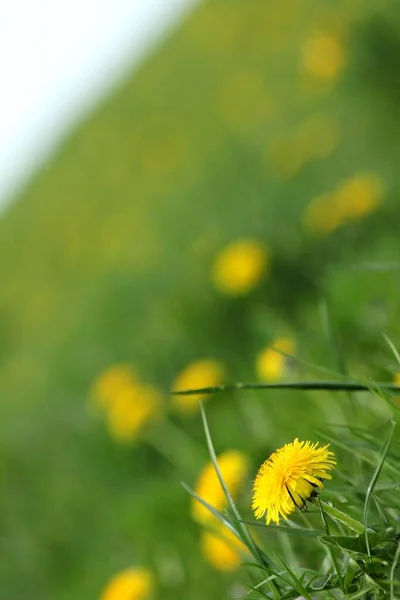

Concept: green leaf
[[320, 533, 383, 555], [344, 558, 362, 588]]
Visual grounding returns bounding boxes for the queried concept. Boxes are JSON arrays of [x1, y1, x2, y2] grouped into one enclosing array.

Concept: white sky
[[0, 0, 200, 212]]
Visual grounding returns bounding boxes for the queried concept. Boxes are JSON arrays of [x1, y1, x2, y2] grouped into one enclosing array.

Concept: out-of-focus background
[[1, 0, 400, 598]]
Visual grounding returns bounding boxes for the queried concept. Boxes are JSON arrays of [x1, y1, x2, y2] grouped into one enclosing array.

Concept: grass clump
[[182, 391, 400, 599]]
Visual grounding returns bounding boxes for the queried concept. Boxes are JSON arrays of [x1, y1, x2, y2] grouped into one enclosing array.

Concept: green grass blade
[[173, 380, 400, 396], [390, 542, 400, 600], [180, 481, 237, 534], [317, 498, 345, 593], [318, 431, 400, 477], [272, 554, 312, 600], [319, 300, 347, 377], [199, 403, 271, 571], [383, 333, 400, 367], [199, 403, 240, 519], [244, 583, 274, 599], [363, 420, 396, 556]]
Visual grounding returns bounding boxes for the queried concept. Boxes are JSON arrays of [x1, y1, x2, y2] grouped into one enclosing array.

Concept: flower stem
[[316, 499, 365, 535]]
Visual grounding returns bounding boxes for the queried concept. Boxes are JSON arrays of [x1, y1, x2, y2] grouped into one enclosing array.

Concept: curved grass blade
[[364, 420, 396, 556], [317, 498, 345, 593], [199, 403, 272, 573], [272, 554, 312, 600], [390, 541, 400, 600], [180, 481, 238, 536], [383, 333, 400, 367]]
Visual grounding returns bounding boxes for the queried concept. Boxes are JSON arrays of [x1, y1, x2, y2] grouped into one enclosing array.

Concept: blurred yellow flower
[[303, 191, 343, 237], [302, 33, 345, 82], [100, 567, 154, 600], [172, 358, 225, 414], [212, 239, 270, 296], [334, 174, 385, 220], [269, 114, 341, 180], [201, 527, 247, 572], [90, 365, 162, 443], [303, 173, 385, 237], [90, 364, 137, 410], [391, 374, 400, 407], [256, 337, 295, 382], [107, 382, 162, 443], [192, 449, 249, 525]]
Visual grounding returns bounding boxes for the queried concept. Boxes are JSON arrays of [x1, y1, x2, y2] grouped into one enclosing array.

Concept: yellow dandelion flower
[[212, 239, 270, 297], [256, 337, 295, 382], [192, 450, 249, 525], [100, 567, 154, 600], [172, 358, 225, 414], [106, 382, 162, 443], [302, 33, 345, 82], [90, 364, 138, 410], [201, 527, 247, 572], [394, 373, 400, 386], [302, 191, 344, 237], [252, 438, 336, 525], [89, 364, 162, 443], [303, 173, 385, 237], [334, 173, 385, 221]]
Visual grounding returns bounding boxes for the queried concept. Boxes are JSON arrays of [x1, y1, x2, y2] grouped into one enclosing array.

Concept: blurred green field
[[1, 0, 400, 598]]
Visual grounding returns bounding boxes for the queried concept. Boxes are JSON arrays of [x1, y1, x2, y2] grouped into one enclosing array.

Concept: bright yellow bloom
[[252, 439, 336, 525], [212, 239, 270, 296], [172, 358, 225, 414], [302, 33, 345, 82], [192, 450, 249, 525], [394, 373, 400, 386], [201, 527, 247, 572], [100, 567, 154, 600], [256, 337, 295, 382], [303, 173, 385, 237], [90, 364, 161, 443]]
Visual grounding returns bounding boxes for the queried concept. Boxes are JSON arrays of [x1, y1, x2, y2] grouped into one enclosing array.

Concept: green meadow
[[1, 1, 400, 598]]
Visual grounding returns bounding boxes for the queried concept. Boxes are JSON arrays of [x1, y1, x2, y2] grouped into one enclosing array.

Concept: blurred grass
[[1, 0, 400, 598]]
